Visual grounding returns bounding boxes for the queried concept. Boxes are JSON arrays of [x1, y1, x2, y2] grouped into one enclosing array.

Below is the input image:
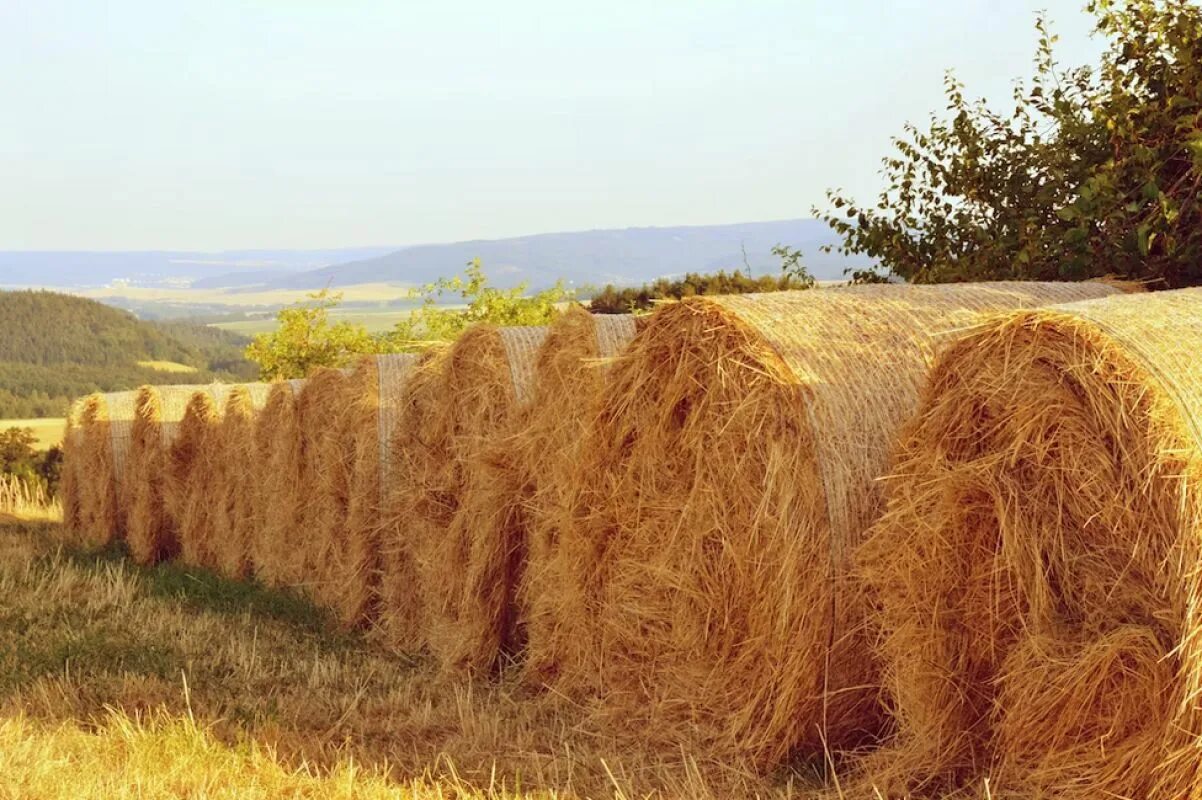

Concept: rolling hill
[[0, 291, 257, 419]]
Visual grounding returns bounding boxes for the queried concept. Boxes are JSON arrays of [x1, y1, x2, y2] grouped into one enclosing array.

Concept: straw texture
[[124, 384, 211, 564], [251, 380, 305, 588], [341, 354, 419, 628], [541, 281, 1122, 769], [166, 390, 225, 569], [60, 399, 86, 535], [209, 383, 273, 579], [855, 287, 1202, 799]]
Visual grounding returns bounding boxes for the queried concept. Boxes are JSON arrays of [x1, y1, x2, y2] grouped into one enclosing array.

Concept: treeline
[[0, 427, 60, 495], [588, 270, 812, 314], [0, 291, 256, 418]]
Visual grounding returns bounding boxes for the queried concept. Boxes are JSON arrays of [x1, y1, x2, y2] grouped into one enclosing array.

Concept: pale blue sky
[[1, 1, 1102, 250]]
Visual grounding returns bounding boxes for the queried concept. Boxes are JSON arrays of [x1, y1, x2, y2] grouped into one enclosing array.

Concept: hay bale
[[73, 391, 138, 548], [60, 398, 86, 535], [124, 385, 197, 564], [340, 353, 420, 628], [293, 367, 356, 605], [165, 388, 228, 569], [381, 324, 548, 665], [453, 307, 640, 676], [251, 379, 305, 588], [209, 384, 273, 579], [855, 287, 1202, 799], [377, 345, 450, 652], [540, 282, 1124, 768]]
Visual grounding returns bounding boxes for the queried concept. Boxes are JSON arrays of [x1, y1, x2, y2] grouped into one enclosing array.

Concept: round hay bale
[[124, 385, 197, 565], [855, 287, 1202, 799], [454, 307, 640, 676], [248, 379, 302, 586], [166, 389, 227, 569], [541, 281, 1125, 768], [209, 383, 273, 579], [377, 344, 450, 653], [60, 398, 86, 535], [340, 353, 420, 628], [74, 391, 138, 548], [295, 367, 356, 605], [251, 379, 305, 588]]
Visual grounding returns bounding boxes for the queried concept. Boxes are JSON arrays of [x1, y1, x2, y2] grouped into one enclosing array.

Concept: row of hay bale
[[62, 282, 1202, 797]]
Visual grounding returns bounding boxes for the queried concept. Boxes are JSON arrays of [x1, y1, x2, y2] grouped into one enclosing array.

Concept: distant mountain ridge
[[200, 219, 866, 291]]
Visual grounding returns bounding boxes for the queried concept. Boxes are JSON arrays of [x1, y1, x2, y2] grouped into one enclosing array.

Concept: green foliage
[[0, 427, 61, 496], [0, 290, 255, 418], [820, 0, 1202, 287], [390, 259, 574, 347], [589, 268, 812, 315], [245, 290, 392, 380]]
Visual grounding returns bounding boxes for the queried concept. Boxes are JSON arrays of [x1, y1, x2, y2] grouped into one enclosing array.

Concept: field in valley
[[0, 418, 66, 449]]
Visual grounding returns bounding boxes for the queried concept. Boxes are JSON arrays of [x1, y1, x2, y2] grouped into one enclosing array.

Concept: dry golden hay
[[381, 324, 548, 666], [853, 287, 1202, 800], [537, 281, 1125, 770], [293, 367, 358, 606], [338, 353, 420, 628], [250, 379, 306, 588], [451, 307, 640, 677], [377, 345, 450, 653], [123, 385, 198, 564], [72, 390, 138, 548], [165, 388, 230, 569], [60, 398, 86, 535], [208, 383, 274, 579]]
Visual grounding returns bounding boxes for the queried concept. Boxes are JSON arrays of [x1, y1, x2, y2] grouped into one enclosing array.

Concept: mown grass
[[0, 520, 840, 799]]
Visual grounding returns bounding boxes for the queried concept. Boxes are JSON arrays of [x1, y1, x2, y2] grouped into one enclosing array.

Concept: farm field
[[0, 418, 66, 449], [213, 307, 424, 336], [78, 282, 416, 309], [135, 360, 199, 374], [0, 520, 827, 799]]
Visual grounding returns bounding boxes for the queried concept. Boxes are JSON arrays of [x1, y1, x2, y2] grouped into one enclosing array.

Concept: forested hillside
[[0, 291, 255, 418]]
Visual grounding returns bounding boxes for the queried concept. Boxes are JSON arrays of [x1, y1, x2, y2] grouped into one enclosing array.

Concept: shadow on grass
[[52, 540, 366, 653]]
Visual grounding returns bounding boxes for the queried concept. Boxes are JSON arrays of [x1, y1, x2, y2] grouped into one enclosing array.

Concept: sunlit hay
[[293, 367, 356, 606], [166, 389, 225, 570], [124, 385, 201, 565], [410, 324, 550, 674], [75, 391, 138, 548], [454, 307, 640, 680], [540, 282, 1125, 771], [339, 353, 419, 628], [250, 380, 305, 588], [377, 345, 451, 653], [853, 287, 1202, 800], [209, 384, 273, 580], [60, 399, 85, 534]]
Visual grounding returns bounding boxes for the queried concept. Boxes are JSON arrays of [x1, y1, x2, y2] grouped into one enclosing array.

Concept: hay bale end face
[[856, 287, 1202, 800], [166, 390, 224, 569], [74, 391, 138, 548], [60, 398, 86, 535], [539, 282, 1123, 768], [209, 384, 273, 579], [125, 384, 208, 564], [251, 380, 305, 588]]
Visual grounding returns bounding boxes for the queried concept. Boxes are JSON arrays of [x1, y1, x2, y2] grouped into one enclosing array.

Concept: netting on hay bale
[[165, 386, 232, 569], [381, 325, 548, 667], [853, 287, 1202, 800], [377, 345, 450, 652], [125, 384, 201, 564], [73, 390, 138, 548], [251, 379, 305, 588], [450, 307, 640, 676], [339, 353, 419, 628], [208, 383, 273, 579], [535, 281, 1125, 770]]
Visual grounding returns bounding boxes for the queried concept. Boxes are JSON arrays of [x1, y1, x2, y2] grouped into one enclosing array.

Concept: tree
[[245, 290, 387, 380], [389, 259, 574, 348], [819, 0, 1202, 288]]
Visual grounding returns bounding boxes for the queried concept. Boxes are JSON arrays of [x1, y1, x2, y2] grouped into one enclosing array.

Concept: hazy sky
[[2, 1, 1103, 251]]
